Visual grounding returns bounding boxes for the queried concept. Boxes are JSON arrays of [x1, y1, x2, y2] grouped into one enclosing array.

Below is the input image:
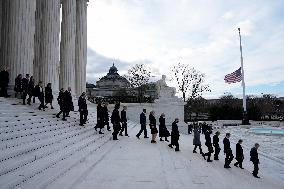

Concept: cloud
[[87, 0, 284, 97]]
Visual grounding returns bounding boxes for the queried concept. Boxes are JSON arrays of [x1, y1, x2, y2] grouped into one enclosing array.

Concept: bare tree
[[171, 63, 210, 102], [125, 64, 151, 102]]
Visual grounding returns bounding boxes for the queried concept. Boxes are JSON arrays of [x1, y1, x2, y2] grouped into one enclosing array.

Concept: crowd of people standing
[[0, 69, 261, 179]]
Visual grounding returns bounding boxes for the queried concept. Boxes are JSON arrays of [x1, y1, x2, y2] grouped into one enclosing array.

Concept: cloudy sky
[[86, 0, 284, 98]]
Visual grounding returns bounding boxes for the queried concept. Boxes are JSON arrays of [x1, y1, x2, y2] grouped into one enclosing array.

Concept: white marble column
[[34, 0, 60, 91], [1, 0, 36, 85], [75, 0, 88, 96], [60, 0, 76, 93]]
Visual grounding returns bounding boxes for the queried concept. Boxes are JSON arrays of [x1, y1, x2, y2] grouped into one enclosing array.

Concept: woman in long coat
[[149, 111, 158, 143], [45, 83, 54, 109], [159, 113, 170, 142], [193, 125, 203, 154]]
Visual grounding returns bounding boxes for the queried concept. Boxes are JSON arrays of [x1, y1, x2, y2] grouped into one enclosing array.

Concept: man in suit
[[223, 133, 234, 168], [78, 92, 88, 126], [213, 131, 221, 160], [250, 143, 260, 178], [234, 139, 244, 169], [136, 109, 148, 139], [168, 118, 180, 151], [119, 106, 128, 136]]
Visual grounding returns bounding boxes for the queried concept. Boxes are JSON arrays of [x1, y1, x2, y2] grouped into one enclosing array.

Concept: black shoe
[[207, 160, 213, 162], [193, 150, 197, 153], [144, 136, 149, 138]]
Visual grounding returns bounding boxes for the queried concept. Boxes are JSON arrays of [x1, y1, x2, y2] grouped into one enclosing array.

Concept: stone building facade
[[0, 0, 88, 96]]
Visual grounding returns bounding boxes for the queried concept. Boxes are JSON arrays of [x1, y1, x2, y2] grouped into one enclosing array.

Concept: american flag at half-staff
[[224, 67, 242, 84]]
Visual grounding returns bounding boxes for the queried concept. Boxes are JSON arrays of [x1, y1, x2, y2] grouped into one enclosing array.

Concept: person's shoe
[[160, 138, 164, 141], [193, 150, 197, 153], [253, 174, 260, 178], [136, 135, 140, 139], [175, 148, 180, 152], [99, 131, 104, 134], [168, 144, 173, 148], [144, 136, 149, 138], [207, 160, 213, 162]]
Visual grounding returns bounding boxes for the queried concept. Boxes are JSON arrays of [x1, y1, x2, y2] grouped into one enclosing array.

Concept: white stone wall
[[60, 0, 76, 93], [1, 0, 36, 84], [75, 0, 87, 96]]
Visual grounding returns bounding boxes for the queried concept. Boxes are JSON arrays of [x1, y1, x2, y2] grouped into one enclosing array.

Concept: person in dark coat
[[213, 131, 221, 160], [56, 88, 65, 118], [22, 74, 30, 105], [168, 118, 180, 151], [63, 87, 73, 118], [103, 102, 111, 131], [202, 129, 214, 162], [34, 81, 45, 111], [95, 101, 104, 134], [119, 106, 128, 136], [250, 143, 260, 178], [223, 133, 234, 168], [111, 103, 121, 140], [234, 139, 244, 169], [159, 113, 170, 142], [27, 76, 35, 105], [44, 83, 54, 109], [0, 68, 10, 97], [136, 109, 148, 139], [149, 111, 158, 143], [193, 125, 203, 154], [14, 74, 23, 98], [78, 92, 88, 126]]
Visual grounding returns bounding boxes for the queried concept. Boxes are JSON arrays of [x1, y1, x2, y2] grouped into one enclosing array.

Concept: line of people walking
[[192, 123, 261, 178]]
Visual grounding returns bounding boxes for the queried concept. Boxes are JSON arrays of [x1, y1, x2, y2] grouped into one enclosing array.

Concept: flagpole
[[238, 28, 249, 124]]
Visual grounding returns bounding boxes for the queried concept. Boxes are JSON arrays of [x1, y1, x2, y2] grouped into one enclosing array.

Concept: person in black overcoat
[[34, 81, 45, 111], [213, 131, 221, 160], [250, 143, 260, 178], [78, 92, 88, 126], [22, 74, 30, 105], [136, 109, 148, 139], [202, 129, 214, 162], [95, 101, 104, 134], [103, 102, 111, 131], [168, 118, 180, 151], [111, 103, 121, 140], [234, 139, 244, 169], [149, 111, 158, 143], [223, 133, 234, 168], [44, 83, 54, 109], [27, 76, 35, 105], [119, 106, 128, 136], [14, 74, 23, 98], [63, 87, 73, 118], [56, 88, 65, 118], [159, 113, 170, 142], [0, 68, 10, 97]]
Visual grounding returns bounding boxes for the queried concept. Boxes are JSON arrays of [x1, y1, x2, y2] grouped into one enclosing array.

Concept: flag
[[224, 67, 242, 84]]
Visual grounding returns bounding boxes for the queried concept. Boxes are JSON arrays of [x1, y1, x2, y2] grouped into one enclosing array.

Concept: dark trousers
[[112, 123, 121, 140], [193, 144, 203, 154], [253, 162, 259, 176], [214, 145, 220, 159], [234, 159, 243, 168], [80, 110, 88, 125], [224, 152, 234, 167], [119, 122, 128, 135], [136, 124, 147, 137]]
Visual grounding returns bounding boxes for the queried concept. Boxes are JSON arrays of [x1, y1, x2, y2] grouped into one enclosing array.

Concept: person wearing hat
[[213, 131, 221, 160], [78, 92, 88, 126]]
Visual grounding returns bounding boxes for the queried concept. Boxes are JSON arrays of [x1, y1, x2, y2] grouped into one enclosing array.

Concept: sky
[[86, 0, 284, 99]]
